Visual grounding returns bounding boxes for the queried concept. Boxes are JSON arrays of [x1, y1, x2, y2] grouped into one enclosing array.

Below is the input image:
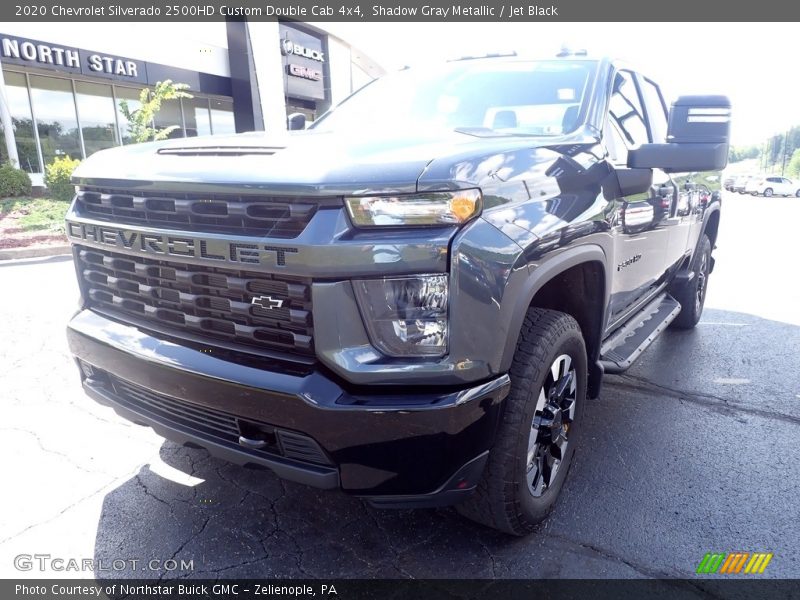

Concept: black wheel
[[764, 188, 773, 197], [795, 189, 800, 198], [671, 234, 712, 329], [456, 308, 587, 536]]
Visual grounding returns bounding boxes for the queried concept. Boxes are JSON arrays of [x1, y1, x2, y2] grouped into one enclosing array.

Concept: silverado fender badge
[[251, 296, 284, 310]]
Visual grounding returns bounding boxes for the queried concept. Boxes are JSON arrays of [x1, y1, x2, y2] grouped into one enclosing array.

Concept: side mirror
[[287, 112, 306, 131], [628, 95, 731, 173], [616, 168, 653, 196]]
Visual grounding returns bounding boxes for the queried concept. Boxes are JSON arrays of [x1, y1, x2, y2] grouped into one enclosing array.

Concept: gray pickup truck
[[65, 52, 729, 535]]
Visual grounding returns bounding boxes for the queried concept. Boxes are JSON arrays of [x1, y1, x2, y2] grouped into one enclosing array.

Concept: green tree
[[787, 149, 800, 179], [119, 80, 192, 143], [728, 144, 760, 163]]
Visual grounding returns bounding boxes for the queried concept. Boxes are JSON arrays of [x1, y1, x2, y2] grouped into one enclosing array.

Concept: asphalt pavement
[[0, 192, 798, 581]]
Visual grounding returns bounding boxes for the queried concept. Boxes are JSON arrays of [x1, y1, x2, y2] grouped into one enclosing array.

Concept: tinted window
[[29, 75, 82, 164], [0, 71, 40, 172], [210, 99, 235, 135], [75, 82, 118, 156], [153, 98, 184, 139], [608, 70, 648, 147], [183, 98, 211, 137], [114, 86, 142, 145]]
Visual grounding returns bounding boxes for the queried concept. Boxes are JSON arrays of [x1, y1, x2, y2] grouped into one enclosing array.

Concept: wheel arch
[[704, 207, 721, 249], [500, 245, 609, 396]]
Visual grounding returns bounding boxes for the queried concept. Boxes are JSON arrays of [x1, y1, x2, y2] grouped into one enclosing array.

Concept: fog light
[[353, 275, 449, 357]]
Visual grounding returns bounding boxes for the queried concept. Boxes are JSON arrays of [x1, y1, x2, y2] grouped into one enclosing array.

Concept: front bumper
[[67, 309, 510, 505]]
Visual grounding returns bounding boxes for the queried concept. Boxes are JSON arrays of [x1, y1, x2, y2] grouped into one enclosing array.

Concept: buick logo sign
[[280, 38, 325, 62]]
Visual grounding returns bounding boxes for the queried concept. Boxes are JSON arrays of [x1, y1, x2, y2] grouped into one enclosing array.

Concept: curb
[[0, 244, 71, 261]]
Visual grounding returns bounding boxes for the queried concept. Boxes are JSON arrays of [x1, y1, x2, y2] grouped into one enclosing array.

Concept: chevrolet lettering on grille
[[65, 221, 298, 267]]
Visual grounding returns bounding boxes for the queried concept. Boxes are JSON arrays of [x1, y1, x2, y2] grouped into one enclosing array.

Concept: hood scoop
[[157, 145, 285, 157]]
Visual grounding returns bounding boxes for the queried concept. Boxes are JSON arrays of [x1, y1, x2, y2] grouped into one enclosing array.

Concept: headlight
[[353, 275, 448, 357], [345, 189, 481, 227]]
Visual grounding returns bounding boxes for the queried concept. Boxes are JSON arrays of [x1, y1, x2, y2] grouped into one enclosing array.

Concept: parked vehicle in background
[[745, 175, 800, 197], [722, 175, 735, 191], [732, 174, 756, 193]]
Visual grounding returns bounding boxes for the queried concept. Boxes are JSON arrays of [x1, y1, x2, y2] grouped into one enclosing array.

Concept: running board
[[600, 294, 681, 374]]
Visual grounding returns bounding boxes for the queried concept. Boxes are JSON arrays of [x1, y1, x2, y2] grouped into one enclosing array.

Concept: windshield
[[312, 59, 598, 137]]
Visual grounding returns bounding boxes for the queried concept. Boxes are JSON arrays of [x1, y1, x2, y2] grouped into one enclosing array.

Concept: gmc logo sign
[[287, 63, 322, 81]]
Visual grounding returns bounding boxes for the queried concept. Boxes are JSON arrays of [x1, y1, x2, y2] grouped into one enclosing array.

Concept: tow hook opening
[[237, 419, 277, 450]]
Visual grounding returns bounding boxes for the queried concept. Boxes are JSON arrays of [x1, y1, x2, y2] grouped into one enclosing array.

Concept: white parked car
[[745, 176, 800, 197], [732, 174, 757, 193]]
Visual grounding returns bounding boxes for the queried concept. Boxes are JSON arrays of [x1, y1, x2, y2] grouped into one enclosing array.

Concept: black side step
[[600, 294, 681, 374]]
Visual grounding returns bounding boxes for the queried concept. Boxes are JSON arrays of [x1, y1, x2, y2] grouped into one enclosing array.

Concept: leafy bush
[[0, 162, 32, 197], [45, 156, 81, 201]]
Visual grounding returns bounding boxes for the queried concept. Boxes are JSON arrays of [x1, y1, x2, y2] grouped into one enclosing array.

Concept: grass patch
[[0, 197, 70, 232]]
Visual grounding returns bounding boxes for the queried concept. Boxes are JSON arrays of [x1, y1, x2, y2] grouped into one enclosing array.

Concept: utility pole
[[781, 129, 790, 176], [0, 57, 21, 168]]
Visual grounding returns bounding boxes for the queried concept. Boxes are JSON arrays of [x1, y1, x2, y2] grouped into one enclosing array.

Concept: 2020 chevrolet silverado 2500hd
[[65, 54, 730, 535]]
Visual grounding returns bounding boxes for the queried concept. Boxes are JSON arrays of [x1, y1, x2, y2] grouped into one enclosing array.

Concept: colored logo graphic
[[696, 552, 773, 574]]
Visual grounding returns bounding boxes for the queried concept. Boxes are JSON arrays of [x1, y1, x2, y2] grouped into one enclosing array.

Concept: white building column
[[326, 37, 352, 107], [246, 21, 288, 134], [0, 59, 20, 168]]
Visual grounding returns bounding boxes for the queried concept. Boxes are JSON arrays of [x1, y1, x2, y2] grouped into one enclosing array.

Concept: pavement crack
[[0, 467, 140, 544], [548, 533, 674, 578], [1, 427, 102, 476], [477, 537, 499, 578], [359, 502, 415, 578], [158, 515, 214, 582], [134, 473, 177, 510], [608, 374, 800, 426]]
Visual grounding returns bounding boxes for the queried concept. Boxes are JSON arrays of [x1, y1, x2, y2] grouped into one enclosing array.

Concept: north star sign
[[0, 34, 146, 82]]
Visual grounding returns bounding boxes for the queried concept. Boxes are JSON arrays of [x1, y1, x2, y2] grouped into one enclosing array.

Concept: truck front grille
[[75, 187, 318, 238], [76, 246, 314, 357]]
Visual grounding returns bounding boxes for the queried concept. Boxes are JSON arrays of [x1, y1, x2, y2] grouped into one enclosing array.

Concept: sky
[[321, 22, 799, 147]]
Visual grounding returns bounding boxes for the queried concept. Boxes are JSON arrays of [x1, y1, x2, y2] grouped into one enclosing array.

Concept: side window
[[604, 118, 630, 165], [639, 77, 669, 143], [608, 70, 649, 147]]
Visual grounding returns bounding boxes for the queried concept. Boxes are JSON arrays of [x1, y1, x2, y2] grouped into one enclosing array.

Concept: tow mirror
[[616, 168, 653, 196], [628, 95, 731, 173], [287, 112, 306, 131]]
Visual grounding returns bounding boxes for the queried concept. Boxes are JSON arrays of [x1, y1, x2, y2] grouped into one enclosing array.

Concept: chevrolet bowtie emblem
[[251, 295, 284, 310]]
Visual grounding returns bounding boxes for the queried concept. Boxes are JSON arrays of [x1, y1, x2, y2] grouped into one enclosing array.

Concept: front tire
[[671, 234, 712, 329], [456, 308, 587, 536], [764, 188, 773, 197]]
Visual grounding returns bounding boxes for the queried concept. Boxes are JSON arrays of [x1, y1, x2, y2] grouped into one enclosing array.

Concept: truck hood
[[72, 129, 593, 196]]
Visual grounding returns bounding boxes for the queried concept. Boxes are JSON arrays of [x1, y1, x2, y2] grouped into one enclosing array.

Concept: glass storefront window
[[0, 70, 236, 171], [183, 97, 211, 137], [210, 99, 235, 135], [153, 98, 184, 139], [1, 71, 40, 173], [114, 86, 142, 145], [29, 75, 82, 166], [75, 82, 118, 156]]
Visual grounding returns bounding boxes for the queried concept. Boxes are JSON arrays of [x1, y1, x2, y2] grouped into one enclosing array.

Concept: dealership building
[[0, 22, 384, 185]]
